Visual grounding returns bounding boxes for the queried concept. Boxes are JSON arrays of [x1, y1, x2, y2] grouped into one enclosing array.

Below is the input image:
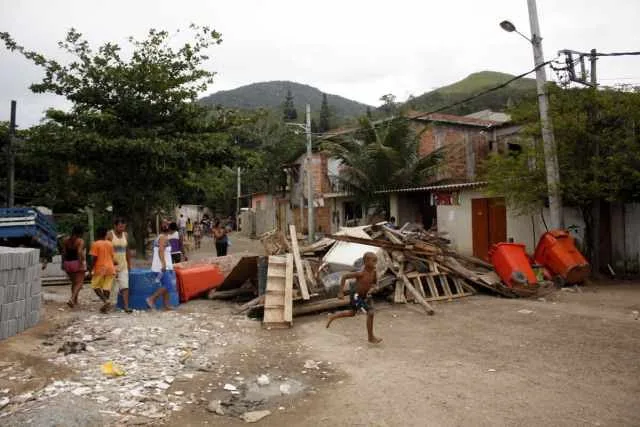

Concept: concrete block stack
[[0, 247, 42, 340]]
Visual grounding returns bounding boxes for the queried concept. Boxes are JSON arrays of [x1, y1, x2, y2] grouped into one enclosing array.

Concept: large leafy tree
[[1, 26, 238, 254], [483, 85, 640, 267], [322, 115, 442, 213]]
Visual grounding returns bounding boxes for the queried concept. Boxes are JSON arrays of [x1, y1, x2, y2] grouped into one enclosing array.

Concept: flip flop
[[66, 300, 75, 309], [145, 297, 155, 310]]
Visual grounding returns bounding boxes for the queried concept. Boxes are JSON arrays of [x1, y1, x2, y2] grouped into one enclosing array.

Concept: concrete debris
[[224, 384, 238, 391], [517, 309, 534, 314], [632, 310, 639, 320], [57, 341, 86, 355], [241, 409, 272, 423], [0, 396, 10, 409], [279, 383, 291, 395], [207, 399, 225, 415], [304, 360, 321, 370], [0, 310, 247, 420], [256, 374, 270, 386]]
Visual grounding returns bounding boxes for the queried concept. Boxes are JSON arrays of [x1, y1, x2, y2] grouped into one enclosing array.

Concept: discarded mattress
[[322, 226, 390, 277], [175, 264, 225, 302]]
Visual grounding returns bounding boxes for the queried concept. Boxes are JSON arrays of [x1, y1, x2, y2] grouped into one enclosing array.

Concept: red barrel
[[489, 243, 537, 288], [534, 230, 590, 284], [174, 264, 225, 302]]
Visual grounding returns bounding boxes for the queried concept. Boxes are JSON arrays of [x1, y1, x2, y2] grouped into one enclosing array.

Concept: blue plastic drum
[[117, 268, 180, 310]]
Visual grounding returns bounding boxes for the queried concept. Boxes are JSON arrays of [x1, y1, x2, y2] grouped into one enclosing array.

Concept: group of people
[[60, 213, 232, 313]]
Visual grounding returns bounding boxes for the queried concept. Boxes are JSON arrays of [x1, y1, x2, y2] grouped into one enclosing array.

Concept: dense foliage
[[321, 115, 442, 212], [483, 85, 640, 264]]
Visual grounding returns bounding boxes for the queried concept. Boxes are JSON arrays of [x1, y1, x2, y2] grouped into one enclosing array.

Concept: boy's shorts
[[350, 292, 375, 314], [91, 275, 114, 291]]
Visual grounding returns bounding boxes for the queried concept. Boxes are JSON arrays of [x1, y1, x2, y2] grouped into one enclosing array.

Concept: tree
[[483, 85, 640, 268], [379, 93, 397, 116], [366, 106, 373, 119], [321, 115, 442, 214], [319, 93, 331, 132], [1, 26, 238, 254], [283, 89, 298, 121]]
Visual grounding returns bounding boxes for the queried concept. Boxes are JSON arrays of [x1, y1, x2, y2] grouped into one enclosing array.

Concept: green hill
[[200, 81, 371, 119], [406, 71, 537, 115]]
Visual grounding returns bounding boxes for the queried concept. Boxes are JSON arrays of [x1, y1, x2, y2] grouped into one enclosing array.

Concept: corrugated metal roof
[[412, 113, 500, 127], [375, 181, 487, 194]]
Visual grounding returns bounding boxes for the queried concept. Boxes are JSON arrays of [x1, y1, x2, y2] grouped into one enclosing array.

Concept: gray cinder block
[[17, 282, 25, 300], [17, 317, 24, 333], [31, 280, 41, 296], [7, 319, 16, 337]]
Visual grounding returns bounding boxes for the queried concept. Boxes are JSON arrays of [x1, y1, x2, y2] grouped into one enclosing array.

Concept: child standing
[[89, 227, 117, 313], [326, 252, 382, 344]]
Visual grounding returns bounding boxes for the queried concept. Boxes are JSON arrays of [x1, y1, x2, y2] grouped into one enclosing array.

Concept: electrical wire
[[594, 51, 640, 57], [320, 59, 556, 139]]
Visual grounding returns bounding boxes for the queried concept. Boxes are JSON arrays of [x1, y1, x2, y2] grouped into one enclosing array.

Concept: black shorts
[[350, 293, 375, 314]]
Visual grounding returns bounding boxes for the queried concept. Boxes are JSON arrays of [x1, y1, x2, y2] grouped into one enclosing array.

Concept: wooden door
[[472, 198, 507, 260]]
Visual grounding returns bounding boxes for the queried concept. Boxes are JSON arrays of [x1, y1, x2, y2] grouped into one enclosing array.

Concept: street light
[[499, 0, 564, 231], [499, 20, 533, 44]]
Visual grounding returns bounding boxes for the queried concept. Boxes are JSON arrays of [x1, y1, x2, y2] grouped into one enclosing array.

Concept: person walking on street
[[213, 219, 229, 256], [168, 222, 185, 263], [194, 222, 202, 250], [62, 225, 86, 308], [107, 218, 132, 313], [186, 218, 193, 241], [88, 227, 117, 313], [178, 214, 187, 237], [146, 220, 174, 310]]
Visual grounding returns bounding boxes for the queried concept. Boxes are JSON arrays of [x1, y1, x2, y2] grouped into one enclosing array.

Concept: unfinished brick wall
[[0, 247, 41, 340], [291, 206, 331, 235], [416, 124, 490, 181]]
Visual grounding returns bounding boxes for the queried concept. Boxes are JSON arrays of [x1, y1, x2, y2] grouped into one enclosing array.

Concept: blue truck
[[0, 207, 58, 261]]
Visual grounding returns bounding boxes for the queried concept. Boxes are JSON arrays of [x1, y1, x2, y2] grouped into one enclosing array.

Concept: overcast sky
[[1, 0, 639, 126]]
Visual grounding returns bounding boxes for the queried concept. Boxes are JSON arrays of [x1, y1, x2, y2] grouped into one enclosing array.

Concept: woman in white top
[[146, 220, 174, 310]]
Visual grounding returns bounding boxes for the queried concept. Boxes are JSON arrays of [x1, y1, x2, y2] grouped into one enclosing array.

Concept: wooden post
[[289, 224, 310, 300], [402, 274, 435, 315]]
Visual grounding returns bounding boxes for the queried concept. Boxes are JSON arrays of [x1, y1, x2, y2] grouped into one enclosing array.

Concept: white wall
[[436, 189, 586, 256]]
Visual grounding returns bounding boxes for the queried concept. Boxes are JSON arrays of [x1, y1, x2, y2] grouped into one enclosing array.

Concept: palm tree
[[321, 116, 442, 214]]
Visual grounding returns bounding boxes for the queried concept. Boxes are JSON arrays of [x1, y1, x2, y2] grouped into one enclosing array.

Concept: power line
[[321, 59, 556, 139], [594, 51, 640, 57]]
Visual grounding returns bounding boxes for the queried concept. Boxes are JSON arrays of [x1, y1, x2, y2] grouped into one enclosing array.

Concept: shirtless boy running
[[326, 252, 382, 344]]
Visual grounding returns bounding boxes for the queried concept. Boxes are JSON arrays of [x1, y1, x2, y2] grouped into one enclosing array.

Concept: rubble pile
[[256, 222, 545, 326], [0, 311, 245, 422]]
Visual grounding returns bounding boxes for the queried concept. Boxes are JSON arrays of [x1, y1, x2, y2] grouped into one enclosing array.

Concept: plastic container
[[534, 230, 590, 284], [488, 243, 537, 288], [174, 264, 224, 302], [117, 269, 179, 310]]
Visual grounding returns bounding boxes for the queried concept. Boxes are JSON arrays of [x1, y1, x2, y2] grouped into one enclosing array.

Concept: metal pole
[[87, 207, 95, 246], [306, 103, 314, 243], [7, 100, 16, 208], [236, 166, 241, 217], [527, 0, 563, 230], [590, 48, 600, 273]]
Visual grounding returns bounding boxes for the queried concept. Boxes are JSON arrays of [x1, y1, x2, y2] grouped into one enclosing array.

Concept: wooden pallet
[[263, 255, 293, 328], [410, 273, 473, 302]]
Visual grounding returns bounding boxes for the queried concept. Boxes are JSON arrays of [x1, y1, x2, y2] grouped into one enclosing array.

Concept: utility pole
[[527, 0, 563, 230], [236, 166, 241, 217], [589, 49, 601, 274], [7, 100, 16, 208], [235, 138, 241, 226], [305, 103, 314, 244]]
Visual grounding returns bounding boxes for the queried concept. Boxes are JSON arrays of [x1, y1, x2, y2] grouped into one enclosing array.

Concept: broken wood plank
[[207, 287, 255, 300], [293, 298, 351, 317], [284, 254, 293, 324], [401, 274, 435, 315], [302, 259, 317, 290], [394, 264, 406, 304], [383, 229, 404, 245], [289, 224, 310, 300], [233, 295, 264, 314]]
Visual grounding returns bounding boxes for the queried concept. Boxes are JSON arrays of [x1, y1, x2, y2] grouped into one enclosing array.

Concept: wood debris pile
[[252, 222, 543, 328]]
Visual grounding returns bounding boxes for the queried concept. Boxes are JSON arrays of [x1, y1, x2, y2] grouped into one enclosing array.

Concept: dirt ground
[[3, 234, 640, 426]]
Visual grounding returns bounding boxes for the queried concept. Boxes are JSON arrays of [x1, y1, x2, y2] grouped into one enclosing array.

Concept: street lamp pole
[[305, 103, 315, 244], [501, 0, 563, 230]]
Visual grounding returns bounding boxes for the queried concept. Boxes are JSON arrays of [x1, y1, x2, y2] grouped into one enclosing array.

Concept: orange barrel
[[174, 264, 225, 302], [533, 230, 590, 284], [488, 243, 537, 288]]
